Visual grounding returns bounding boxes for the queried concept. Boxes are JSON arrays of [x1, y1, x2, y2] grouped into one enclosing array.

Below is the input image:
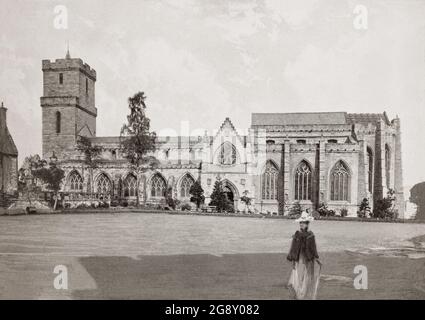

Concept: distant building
[[0, 102, 18, 207], [40, 53, 405, 217]]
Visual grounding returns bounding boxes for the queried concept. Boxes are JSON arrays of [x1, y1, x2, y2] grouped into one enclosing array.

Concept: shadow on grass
[[74, 252, 425, 300]]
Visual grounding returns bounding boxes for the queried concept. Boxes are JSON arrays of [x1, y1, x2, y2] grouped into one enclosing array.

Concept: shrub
[[180, 202, 192, 211], [289, 202, 302, 217], [226, 203, 235, 213], [98, 201, 109, 209], [110, 200, 119, 207], [358, 198, 371, 218], [317, 203, 335, 217], [340, 207, 348, 217], [165, 187, 177, 210]]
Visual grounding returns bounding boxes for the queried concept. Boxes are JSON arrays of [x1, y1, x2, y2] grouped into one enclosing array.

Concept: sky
[[0, 0, 424, 190]]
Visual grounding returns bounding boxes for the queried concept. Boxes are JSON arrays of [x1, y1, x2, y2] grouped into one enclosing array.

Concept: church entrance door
[[222, 185, 234, 203]]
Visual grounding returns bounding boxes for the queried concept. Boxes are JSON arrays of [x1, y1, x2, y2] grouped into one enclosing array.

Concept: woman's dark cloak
[[287, 230, 319, 262]]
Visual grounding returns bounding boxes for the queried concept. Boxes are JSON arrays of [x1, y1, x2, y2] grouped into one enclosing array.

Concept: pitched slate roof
[[251, 112, 347, 126], [0, 106, 18, 156], [0, 129, 18, 156], [252, 112, 391, 126], [346, 112, 390, 125]]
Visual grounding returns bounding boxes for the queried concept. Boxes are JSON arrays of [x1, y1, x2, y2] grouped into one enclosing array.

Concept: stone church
[[40, 53, 405, 217], [0, 102, 18, 207]]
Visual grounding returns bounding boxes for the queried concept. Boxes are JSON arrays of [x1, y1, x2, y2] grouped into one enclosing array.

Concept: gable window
[[59, 73, 63, 84], [218, 142, 237, 165], [328, 139, 338, 144]]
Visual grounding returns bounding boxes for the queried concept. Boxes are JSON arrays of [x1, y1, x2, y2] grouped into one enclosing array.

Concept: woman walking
[[287, 211, 322, 300]]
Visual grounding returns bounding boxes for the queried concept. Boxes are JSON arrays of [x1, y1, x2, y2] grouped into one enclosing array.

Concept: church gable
[[77, 123, 94, 137], [210, 118, 246, 165]]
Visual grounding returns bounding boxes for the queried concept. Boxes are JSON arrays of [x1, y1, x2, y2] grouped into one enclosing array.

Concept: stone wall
[[0, 154, 18, 195]]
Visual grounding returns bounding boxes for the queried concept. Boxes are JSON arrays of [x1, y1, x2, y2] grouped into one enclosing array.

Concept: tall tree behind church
[[410, 182, 425, 220], [120, 92, 157, 206]]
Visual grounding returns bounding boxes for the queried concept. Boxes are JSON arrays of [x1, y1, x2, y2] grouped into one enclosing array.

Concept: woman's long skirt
[[287, 254, 321, 300]]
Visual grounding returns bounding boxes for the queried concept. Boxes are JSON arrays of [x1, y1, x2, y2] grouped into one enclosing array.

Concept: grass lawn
[[0, 212, 424, 299]]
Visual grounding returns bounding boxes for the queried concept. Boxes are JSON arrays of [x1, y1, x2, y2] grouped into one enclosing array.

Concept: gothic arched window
[[330, 161, 350, 201], [151, 174, 166, 198], [385, 144, 391, 188], [97, 173, 112, 195], [68, 171, 83, 192], [262, 161, 279, 200], [294, 161, 312, 201], [56, 111, 61, 134], [123, 174, 137, 197], [367, 147, 373, 193], [180, 174, 194, 198], [218, 142, 237, 165]]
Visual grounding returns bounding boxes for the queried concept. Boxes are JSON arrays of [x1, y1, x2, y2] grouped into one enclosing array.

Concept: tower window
[[55, 111, 61, 134], [296, 139, 306, 144], [385, 144, 391, 188], [367, 147, 373, 193], [86, 78, 88, 94], [59, 73, 63, 84]]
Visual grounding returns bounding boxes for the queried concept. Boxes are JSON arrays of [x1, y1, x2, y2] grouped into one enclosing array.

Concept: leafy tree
[[189, 179, 205, 210], [76, 136, 102, 195], [209, 179, 230, 212], [410, 182, 425, 220], [18, 155, 46, 205], [120, 92, 158, 206], [32, 162, 65, 210], [373, 189, 397, 219]]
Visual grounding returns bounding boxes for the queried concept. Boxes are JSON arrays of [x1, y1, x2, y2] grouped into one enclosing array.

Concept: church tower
[[40, 50, 97, 160]]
